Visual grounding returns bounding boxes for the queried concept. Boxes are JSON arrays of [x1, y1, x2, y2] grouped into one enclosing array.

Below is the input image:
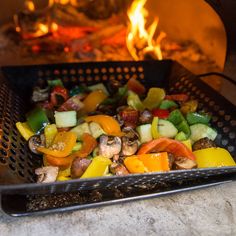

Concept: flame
[[25, 0, 35, 12], [126, 0, 166, 60]]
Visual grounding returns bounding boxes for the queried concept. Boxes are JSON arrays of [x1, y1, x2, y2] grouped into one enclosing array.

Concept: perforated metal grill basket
[[0, 60, 236, 197]]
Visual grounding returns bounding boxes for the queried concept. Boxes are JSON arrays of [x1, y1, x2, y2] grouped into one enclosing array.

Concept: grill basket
[[0, 60, 236, 201]]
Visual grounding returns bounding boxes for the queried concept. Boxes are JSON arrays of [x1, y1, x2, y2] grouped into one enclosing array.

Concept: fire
[[126, 0, 166, 60]]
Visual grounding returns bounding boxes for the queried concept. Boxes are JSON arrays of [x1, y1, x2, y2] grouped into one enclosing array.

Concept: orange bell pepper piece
[[138, 153, 170, 172], [83, 90, 107, 113], [85, 115, 124, 136], [124, 153, 170, 174], [137, 137, 196, 160], [124, 156, 147, 174], [37, 131, 77, 158], [71, 133, 97, 158], [45, 154, 74, 168]]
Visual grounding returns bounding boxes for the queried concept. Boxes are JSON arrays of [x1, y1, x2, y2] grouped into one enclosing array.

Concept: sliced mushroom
[[139, 110, 153, 124], [99, 135, 122, 159], [110, 163, 129, 176], [35, 166, 59, 183], [121, 136, 138, 156], [168, 153, 175, 169], [28, 134, 45, 155], [192, 137, 217, 151], [32, 86, 49, 102], [174, 157, 197, 170], [71, 157, 91, 179]]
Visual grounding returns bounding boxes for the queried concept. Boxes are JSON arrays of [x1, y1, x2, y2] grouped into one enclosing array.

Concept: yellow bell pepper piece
[[16, 122, 34, 141], [37, 131, 77, 158], [182, 139, 192, 151], [57, 166, 71, 177], [194, 147, 236, 168], [80, 156, 111, 178], [85, 115, 124, 136], [44, 124, 58, 147], [57, 176, 72, 181], [143, 88, 165, 110], [83, 90, 107, 113], [151, 117, 160, 139]]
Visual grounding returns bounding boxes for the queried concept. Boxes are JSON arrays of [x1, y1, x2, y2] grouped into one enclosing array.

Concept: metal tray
[[0, 60, 236, 215]]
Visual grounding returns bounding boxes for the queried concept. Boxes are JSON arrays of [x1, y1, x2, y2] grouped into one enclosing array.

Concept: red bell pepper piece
[[50, 86, 69, 107], [165, 94, 189, 102], [137, 138, 196, 160], [152, 109, 169, 119]]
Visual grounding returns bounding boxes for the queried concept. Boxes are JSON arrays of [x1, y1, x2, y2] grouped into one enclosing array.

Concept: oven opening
[[0, 0, 230, 91]]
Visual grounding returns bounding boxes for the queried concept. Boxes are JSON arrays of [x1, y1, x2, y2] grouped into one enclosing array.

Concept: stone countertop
[[0, 182, 236, 236]]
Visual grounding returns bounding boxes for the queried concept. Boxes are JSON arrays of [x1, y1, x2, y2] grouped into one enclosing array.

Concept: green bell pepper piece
[[159, 100, 178, 109], [26, 107, 49, 133], [186, 112, 211, 125], [177, 120, 191, 138], [168, 109, 185, 125], [48, 79, 64, 87]]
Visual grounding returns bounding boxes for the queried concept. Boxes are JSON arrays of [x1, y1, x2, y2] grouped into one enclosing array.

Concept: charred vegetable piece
[[119, 107, 139, 128], [26, 107, 49, 133], [194, 148, 236, 168], [138, 138, 196, 160], [80, 156, 112, 178], [99, 135, 121, 159], [58, 95, 84, 112], [71, 157, 92, 178], [192, 137, 216, 151], [186, 112, 211, 125], [139, 110, 153, 124], [50, 86, 69, 107], [37, 131, 77, 158]]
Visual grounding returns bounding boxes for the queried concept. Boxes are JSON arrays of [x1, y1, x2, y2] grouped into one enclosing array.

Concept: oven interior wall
[[146, 0, 227, 70]]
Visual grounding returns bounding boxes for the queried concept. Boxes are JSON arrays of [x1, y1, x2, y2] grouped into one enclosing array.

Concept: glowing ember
[[126, 0, 166, 60]]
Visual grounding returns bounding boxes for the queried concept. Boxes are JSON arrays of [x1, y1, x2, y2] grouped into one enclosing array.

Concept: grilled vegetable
[[16, 122, 34, 141], [26, 107, 49, 133], [54, 111, 77, 128], [136, 124, 152, 144], [158, 119, 178, 138], [194, 148, 236, 168], [190, 124, 217, 143]]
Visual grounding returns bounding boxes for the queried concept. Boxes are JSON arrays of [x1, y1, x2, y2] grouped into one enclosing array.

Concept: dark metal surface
[[0, 60, 236, 215]]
